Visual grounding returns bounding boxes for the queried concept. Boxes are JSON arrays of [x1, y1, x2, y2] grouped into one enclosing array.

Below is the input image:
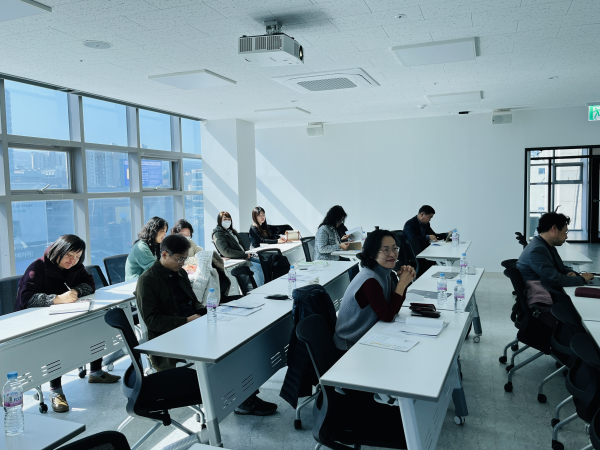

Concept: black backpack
[[259, 250, 291, 282]]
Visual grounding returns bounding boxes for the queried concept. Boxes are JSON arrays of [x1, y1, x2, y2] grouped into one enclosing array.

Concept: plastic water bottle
[[451, 229, 458, 248], [460, 253, 468, 280], [288, 265, 297, 299], [437, 273, 447, 307], [207, 288, 218, 324], [454, 280, 466, 314], [3, 372, 24, 436]]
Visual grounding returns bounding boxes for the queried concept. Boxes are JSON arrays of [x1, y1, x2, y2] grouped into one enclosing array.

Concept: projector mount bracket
[[264, 20, 282, 35]]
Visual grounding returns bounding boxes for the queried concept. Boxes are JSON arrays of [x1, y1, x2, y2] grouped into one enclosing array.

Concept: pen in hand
[[64, 282, 71, 292]]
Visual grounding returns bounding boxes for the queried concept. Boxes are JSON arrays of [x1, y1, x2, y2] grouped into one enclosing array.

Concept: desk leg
[[195, 361, 223, 448], [398, 397, 423, 450], [471, 294, 482, 341], [452, 360, 468, 421]]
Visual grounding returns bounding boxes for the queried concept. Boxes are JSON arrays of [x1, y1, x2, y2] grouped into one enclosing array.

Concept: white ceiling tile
[[384, 14, 472, 37], [420, 0, 520, 20], [363, 0, 423, 13], [284, 20, 341, 35], [473, 1, 571, 25], [557, 24, 600, 38], [330, 6, 424, 31], [53, 0, 159, 21], [126, 3, 227, 30], [430, 22, 518, 41]]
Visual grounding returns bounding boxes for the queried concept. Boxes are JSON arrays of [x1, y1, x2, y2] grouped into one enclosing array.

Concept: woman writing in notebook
[[248, 206, 287, 248], [333, 229, 416, 351], [14, 234, 120, 413]]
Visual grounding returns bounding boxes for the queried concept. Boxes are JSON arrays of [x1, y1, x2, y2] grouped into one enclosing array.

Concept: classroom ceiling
[[1, 0, 599, 127]]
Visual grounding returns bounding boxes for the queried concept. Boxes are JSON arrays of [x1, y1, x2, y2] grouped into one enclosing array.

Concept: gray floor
[[23, 274, 594, 450]]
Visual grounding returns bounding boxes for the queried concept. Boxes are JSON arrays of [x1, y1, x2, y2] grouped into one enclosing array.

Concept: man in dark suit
[[403, 205, 445, 277]]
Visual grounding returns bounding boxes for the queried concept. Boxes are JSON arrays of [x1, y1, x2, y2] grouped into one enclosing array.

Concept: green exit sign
[[589, 104, 600, 121]]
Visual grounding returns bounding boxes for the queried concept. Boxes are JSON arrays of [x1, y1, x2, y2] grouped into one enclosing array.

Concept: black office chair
[[237, 232, 251, 250], [56, 430, 130, 450], [515, 232, 528, 249], [590, 407, 600, 449], [0, 275, 47, 413], [406, 238, 423, 277], [296, 315, 406, 450], [104, 308, 203, 449], [257, 248, 289, 283], [271, 224, 293, 235], [103, 254, 128, 285], [499, 259, 521, 364], [503, 268, 553, 393], [552, 333, 600, 450], [231, 265, 257, 296], [301, 236, 315, 262], [85, 265, 109, 288]]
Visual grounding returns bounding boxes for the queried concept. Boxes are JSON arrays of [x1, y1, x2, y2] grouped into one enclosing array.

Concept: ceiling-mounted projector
[[239, 20, 303, 66]]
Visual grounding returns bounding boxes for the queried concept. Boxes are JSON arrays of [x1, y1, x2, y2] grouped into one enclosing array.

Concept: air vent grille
[[297, 78, 357, 92], [255, 35, 282, 51], [239, 37, 252, 53]]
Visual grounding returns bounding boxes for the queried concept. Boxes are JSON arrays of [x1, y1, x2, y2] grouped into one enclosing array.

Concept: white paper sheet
[[360, 334, 419, 352]]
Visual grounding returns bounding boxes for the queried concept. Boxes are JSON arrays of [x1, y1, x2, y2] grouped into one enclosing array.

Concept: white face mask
[[222, 221, 232, 229]]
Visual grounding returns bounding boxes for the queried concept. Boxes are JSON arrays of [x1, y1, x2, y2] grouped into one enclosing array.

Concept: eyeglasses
[[379, 247, 400, 255], [168, 253, 187, 263]]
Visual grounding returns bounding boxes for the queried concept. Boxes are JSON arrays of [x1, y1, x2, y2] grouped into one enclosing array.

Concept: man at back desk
[[403, 205, 443, 249]]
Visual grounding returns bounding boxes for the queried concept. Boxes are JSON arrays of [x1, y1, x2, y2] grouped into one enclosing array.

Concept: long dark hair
[[137, 216, 168, 256], [171, 219, 194, 237], [357, 229, 397, 270], [47, 234, 86, 266], [251, 206, 271, 237], [319, 205, 347, 229], [217, 211, 238, 236]]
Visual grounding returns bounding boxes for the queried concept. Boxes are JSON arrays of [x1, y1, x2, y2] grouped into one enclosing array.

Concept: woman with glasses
[[14, 234, 121, 413], [125, 216, 168, 280], [314, 205, 352, 261], [333, 229, 416, 351]]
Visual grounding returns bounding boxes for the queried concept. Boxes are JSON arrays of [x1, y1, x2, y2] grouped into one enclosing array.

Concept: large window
[[82, 97, 127, 146], [9, 148, 70, 191], [88, 198, 132, 267], [12, 200, 74, 275], [4, 80, 70, 140], [139, 109, 171, 151], [0, 77, 204, 277]]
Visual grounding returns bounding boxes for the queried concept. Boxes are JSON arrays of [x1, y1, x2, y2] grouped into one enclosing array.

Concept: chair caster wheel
[[499, 356, 507, 364], [78, 370, 86, 379], [453, 416, 466, 426], [39, 403, 48, 413], [106, 364, 114, 372], [506, 365, 514, 372], [551, 418, 560, 427], [537, 394, 547, 403], [511, 343, 519, 351], [294, 419, 302, 429], [473, 336, 480, 343], [34, 393, 39, 401], [552, 440, 564, 450], [504, 382, 513, 392]]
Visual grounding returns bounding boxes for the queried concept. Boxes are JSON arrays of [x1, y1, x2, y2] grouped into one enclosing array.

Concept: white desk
[[135, 261, 356, 448], [0, 281, 136, 412], [556, 242, 592, 272], [0, 410, 85, 450], [583, 320, 600, 345], [320, 308, 472, 450], [417, 241, 472, 266], [332, 249, 361, 260], [405, 266, 485, 341], [564, 286, 600, 322]]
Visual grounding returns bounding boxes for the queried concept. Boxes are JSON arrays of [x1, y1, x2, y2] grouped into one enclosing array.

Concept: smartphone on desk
[[265, 294, 289, 300]]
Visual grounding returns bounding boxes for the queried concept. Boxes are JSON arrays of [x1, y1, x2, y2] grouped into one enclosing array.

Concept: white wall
[[255, 106, 600, 271]]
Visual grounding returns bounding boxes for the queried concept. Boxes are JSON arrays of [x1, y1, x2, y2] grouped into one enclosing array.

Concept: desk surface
[[0, 411, 85, 450], [556, 242, 593, 265], [417, 241, 472, 260], [403, 266, 485, 311], [244, 242, 303, 254], [583, 320, 600, 346], [564, 286, 600, 321], [136, 261, 356, 364], [320, 309, 470, 401], [0, 280, 137, 345], [332, 250, 361, 257]]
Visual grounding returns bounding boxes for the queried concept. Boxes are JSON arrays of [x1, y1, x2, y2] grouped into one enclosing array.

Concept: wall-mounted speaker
[[492, 110, 512, 124], [307, 122, 324, 137]]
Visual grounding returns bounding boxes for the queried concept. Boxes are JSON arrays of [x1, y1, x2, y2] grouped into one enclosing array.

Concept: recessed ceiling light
[[149, 69, 236, 89], [254, 107, 311, 117], [427, 91, 481, 105], [84, 40, 112, 49], [392, 38, 476, 66], [548, 76, 559, 79]]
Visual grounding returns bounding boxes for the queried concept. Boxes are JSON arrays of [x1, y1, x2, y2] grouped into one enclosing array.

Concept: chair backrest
[[85, 265, 109, 289], [551, 303, 585, 366], [103, 254, 128, 285], [0, 275, 21, 316], [500, 259, 518, 269], [237, 232, 251, 250], [301, 236, 315, 262], [392, 230, 412, 266], [296, 314, 342, 380], [231, 265, 257, 296], [257, 248, 289, 283], [515, 232, 528, 249], [271, 224, 293, 235], [54, 430, 131, 450], [405, 238, 422, 275], [568, 333, 600, 422]]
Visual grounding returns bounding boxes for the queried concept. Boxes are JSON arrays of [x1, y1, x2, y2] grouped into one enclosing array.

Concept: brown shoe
[[51, 394, 69, 413], [88, 372, 121, 384]]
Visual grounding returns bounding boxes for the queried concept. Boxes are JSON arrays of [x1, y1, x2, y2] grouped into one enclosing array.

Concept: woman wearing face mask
[[249, 206, 287, 249], [171, 219, 203, 266], [213, 211, 265, 286]]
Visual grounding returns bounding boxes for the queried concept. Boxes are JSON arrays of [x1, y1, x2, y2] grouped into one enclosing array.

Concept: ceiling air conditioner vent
[[272, 68, 379, 93]]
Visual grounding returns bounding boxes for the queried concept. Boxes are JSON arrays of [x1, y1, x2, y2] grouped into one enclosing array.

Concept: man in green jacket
[[136, 234, 277, 416]]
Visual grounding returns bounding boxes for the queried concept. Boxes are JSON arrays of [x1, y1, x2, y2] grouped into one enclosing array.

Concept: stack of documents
[[217, 298, 264, 317], [385, 316, 448, 337], [49, 300, 93, 315], [360, 334, 419, 352]]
